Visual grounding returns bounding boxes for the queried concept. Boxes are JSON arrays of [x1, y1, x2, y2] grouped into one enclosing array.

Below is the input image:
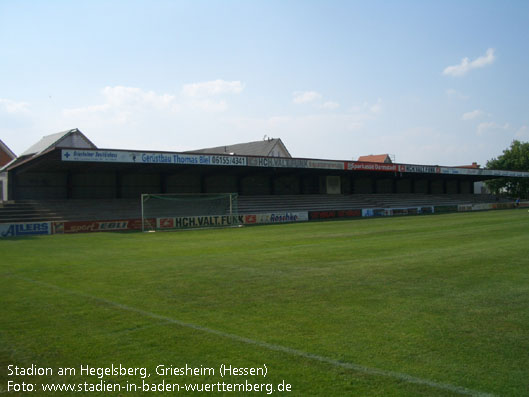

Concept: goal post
[[141, 193, 240, 231]]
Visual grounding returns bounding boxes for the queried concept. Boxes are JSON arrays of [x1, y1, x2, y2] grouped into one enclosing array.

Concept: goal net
[[141, 193, 240, 231]]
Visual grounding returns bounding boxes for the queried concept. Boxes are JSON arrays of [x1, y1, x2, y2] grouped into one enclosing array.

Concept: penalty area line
[[14, 275, 494, 397]]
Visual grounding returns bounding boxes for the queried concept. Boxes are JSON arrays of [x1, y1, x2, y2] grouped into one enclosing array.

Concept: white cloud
[[462, 109, 484, 121], [188, 99, 228, 112], [63, 86, 180, 123], [182, 80, 244, 97], [292, 91, 322, 104], [180, 80, 244, 112], [0, 98, 30, 114], [369, 99, 382, 114], [477, 121, 510, 136], [103, 86, 178, 110], [321, 101, 340, 110], [443, 48, 495, 77], [350, 99, 382, 115]]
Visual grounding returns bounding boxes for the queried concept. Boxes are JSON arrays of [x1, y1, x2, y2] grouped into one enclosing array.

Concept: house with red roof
[[357, 154, 393, 164]]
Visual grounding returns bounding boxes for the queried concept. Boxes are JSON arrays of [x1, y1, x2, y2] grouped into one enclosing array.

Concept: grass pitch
[[1, 209, 529, 396]]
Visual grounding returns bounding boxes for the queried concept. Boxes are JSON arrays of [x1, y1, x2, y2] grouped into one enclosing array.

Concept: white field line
[[13, 275, 495, 397]]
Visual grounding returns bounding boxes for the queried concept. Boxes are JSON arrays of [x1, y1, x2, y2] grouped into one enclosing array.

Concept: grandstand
[[0, 129, 527, 234], [0, 194, 513, 224]]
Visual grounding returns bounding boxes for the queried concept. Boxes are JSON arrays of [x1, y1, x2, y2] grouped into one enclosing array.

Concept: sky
[[1, 0, 528, 166]]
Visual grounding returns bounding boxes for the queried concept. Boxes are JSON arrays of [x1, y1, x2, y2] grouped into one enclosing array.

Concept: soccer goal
[[141, 193, 240, 231]]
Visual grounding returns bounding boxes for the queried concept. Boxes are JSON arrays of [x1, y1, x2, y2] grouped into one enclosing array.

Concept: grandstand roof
[[358, 154, 392, 163], [20, 128, 97, 157], [188, 138, 291, 158], [4, 129, 529, 180]]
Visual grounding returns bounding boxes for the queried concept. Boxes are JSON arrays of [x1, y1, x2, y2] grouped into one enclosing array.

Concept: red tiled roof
[[357, 154, 391, 163], [456, 162, 480, 169]]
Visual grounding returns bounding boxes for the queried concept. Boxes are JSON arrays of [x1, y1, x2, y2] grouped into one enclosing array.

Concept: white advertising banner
[[62, 150, 247, 166], [156, 212, 309, 229], [61, 150, 529, 177], [0, 222, 51, 238]]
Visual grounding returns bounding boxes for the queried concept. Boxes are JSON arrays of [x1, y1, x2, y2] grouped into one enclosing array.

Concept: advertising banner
[[247, 157, 309, 169], [61, 150, 529, 177], [157, 218, 175, 229], [246, 156, 348, 170], [158, 215, 245, 229], [434, 205, 459, 213], [0, 222, 51, 238], [471, 203, 493, 211], [309, 209, 361, 220], [441, 167, 474, 175], [491, 202, 514, 210], [156, 212, 308, 229], [361, 207, 433, 217], [243, 214, 257, 224], [62, 150, 247, 167], [306, 160, 345, 170], [362, 209, 375, 217], [347, 162, 398, 172], [255, 212, 309, 223], [361, 209, 389, 217], [398, 165, 440, 174], [54, 218, 150, 234]]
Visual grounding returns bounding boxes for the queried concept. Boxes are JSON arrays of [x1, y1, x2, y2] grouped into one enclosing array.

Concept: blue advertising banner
[[0, 222, 51, 238]]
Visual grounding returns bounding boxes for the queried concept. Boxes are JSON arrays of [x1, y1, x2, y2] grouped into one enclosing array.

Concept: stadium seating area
[[0, 194, 511, 223], [239, 194, 504, 213]]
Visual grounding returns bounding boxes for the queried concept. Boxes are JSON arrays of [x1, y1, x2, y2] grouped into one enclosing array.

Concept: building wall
[[71, 173, 116, 199], [120, 173, 161, 198], [460, 180, 472, 194], [240, 175, 271, 195], [15, 172, 68, 199], [474, 181, 490, 194], [430, 180, 444, 194], [340, 176, 352, 194], [9, 166, 481, 201], [396, 179, 412, 194], [446, 180, 459, 194], [0, 149, 14, 167], [376, 179, 394, 194], [56, 131, 95, 150], [353, 178, 373, 194], [300, 175, 319, 194], [166, 173, 201, 194], [203, 174, 238, 193], [414, 179, 429, 194], [273, 175, 300, 194]]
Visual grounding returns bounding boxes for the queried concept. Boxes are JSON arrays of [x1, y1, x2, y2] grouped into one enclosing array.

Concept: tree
[[486, 140, 529, 198]]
